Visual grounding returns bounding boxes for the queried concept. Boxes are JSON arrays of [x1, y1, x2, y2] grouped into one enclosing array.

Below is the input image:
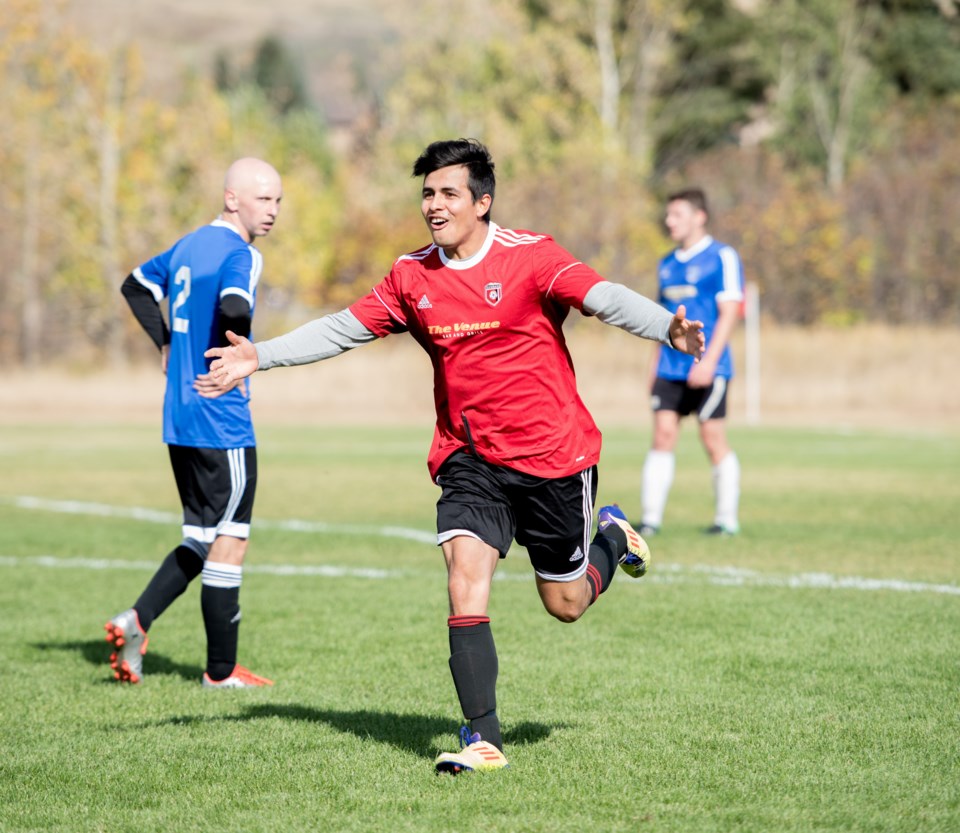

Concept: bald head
[[221, 158, 283, 242], [224, 157, 281, 193]]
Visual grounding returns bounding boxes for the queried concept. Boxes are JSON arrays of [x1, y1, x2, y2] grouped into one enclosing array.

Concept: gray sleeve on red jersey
[[582, 280, 673, 345], [255, 308, 378, 370]]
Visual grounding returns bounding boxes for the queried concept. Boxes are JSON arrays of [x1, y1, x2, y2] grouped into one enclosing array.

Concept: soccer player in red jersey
[[205, 139, 704, 772]]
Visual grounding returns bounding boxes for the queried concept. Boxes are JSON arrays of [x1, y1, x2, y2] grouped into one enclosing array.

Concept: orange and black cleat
[[104, 608, 148, 684]]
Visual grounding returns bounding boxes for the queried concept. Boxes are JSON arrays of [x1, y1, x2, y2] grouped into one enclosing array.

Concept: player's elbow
[[219, 295, 252, 341]]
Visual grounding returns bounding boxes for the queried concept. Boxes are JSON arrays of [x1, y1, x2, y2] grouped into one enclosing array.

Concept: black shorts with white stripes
[[168, 445, 257, 547], [435, 449, 598, 582], [651, 376, 730, 422]]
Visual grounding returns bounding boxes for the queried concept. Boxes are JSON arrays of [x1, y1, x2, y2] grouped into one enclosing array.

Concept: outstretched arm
[[583, 281, 704, 359], [204, 308, 378, 389]]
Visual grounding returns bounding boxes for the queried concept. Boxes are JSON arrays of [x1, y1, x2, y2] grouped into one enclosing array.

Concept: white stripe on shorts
[[437, 528, 484, 546], [220, 448, 246, 530], [581, 466, 593, 558], [182, 524, 217, 544], [699, 377, 727, 422], [180, 448, 251, 543], [534, 466, 593, 584]]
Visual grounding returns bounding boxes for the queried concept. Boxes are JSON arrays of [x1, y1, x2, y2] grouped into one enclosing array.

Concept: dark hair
[[412, 138, 496, 221], [667, 187, 709, 218]]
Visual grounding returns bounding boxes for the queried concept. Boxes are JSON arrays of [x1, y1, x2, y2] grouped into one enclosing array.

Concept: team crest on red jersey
[[484, 282, 503, 307]]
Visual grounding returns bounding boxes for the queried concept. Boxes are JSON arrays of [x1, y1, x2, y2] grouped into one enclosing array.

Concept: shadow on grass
[[32, 638, 203, 682], [153, 704, 563, 757]]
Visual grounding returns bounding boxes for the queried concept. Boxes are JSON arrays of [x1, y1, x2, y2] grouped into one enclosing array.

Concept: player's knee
[[538, 579, 590, 623], [208, 535, 248, 565], [652, 427, 678, 450], [543, 596, 587, 624]]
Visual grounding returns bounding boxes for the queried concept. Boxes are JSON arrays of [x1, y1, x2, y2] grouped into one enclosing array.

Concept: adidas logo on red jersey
[[417, 294, 432, 309]]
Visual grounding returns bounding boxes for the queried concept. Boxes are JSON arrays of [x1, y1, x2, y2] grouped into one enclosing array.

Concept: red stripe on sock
[[586, 564, 602, 603], [448, 615, 491, 628]]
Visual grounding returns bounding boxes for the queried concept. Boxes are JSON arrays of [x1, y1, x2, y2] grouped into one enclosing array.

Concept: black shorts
[[435, 449, 597, 582], [168, 445, 257, 554], [652, 376, 729, 422]]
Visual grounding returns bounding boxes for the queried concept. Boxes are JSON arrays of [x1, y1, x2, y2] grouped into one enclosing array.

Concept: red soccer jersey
[[350, 223, 605, 480]]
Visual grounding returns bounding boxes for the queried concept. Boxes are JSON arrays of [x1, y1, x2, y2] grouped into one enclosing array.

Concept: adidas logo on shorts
[[569, 546, 584, 562]]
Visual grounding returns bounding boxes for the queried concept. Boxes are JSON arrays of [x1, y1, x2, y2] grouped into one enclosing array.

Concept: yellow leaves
[[0, 0, 45, 55]]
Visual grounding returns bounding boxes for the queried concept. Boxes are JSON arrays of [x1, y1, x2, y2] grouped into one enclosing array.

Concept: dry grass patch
[[2, 324, 956, 432]]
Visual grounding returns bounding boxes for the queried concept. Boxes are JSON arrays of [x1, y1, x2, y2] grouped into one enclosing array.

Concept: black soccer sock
[[200, 562, 243, 681], [586, 524, 627, 602], [134, 545, 204, 631], [448, 615, 502, 751]]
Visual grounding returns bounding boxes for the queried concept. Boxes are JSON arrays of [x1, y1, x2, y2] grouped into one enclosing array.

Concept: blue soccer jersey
[[655, 235, 743, 381], [132, 220, 261, 449]]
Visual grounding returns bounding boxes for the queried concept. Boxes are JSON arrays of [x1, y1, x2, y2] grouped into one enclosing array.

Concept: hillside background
[[2, 0, 958, 429]]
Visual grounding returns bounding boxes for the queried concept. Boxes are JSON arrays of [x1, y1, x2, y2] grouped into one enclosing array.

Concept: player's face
[[665, 199, 707, 249], [233, 176, 283, 242], [421, 165, 492, 260]]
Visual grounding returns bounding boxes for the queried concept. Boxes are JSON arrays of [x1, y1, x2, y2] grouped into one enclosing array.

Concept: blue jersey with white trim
[[133, 220, 261, 448], [655, 235, 743, 381]]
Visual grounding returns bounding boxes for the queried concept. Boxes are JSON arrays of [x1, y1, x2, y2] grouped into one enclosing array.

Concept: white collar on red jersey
[[437, 222, 499, 270]]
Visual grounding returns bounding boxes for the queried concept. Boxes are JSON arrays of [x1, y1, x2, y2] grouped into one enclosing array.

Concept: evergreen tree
[[251, 35, 311, 115]]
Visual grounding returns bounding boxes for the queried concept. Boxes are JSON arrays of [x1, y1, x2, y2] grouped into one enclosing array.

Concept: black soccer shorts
[[651, 376, 730, 421], [435, 449, 598, 582], [167, 445, 257, 553]]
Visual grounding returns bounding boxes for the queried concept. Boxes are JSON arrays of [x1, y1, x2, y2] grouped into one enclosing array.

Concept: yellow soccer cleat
[[435, 727, 509, 775], [598, 504, 651, 578]]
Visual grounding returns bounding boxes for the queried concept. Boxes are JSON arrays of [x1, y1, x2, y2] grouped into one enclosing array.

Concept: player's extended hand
[[203, 330, 259, 387], [668, 304, 705, 361]]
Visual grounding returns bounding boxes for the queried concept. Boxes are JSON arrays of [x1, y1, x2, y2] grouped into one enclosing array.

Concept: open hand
[[203, 330, 259, 388], [668, 304, 705, 361]]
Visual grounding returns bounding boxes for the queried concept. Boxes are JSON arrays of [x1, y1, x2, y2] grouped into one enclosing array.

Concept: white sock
[[201, 561, 243, 589], [712, 452, 740, 530], [641, 450, 675, 528]]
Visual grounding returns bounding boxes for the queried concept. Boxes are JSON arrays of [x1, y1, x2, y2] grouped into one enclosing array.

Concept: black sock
[[201, 584, 240, 681], [586, 525, 626, 602], [448, 615, 502, 751], [134, 545, 203, 631]]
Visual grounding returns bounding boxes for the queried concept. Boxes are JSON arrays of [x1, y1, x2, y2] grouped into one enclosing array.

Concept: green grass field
[[1, 422, 958, 832]]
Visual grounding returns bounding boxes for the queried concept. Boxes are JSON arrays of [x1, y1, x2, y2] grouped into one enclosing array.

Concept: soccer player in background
[[639, 188, 744, 537], [105, 157, 282, 688], [204, 139, 704, 770]]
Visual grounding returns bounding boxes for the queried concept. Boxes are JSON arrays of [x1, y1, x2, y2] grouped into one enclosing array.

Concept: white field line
[[3, 496, 959, 597], [7, 495, 435, 544]]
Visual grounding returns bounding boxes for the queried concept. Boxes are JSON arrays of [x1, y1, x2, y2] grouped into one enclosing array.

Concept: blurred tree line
[[1, 0, 958, 366]]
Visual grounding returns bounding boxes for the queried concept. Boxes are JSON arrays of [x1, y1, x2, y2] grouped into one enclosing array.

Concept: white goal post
[[744, 280, 761, 425]]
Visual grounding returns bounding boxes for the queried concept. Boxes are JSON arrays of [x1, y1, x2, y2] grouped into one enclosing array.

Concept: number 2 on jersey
[[171, 265, 191, 333]]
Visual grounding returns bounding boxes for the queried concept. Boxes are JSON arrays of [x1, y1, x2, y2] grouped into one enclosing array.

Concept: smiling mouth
[[429, 216, 448, 230]]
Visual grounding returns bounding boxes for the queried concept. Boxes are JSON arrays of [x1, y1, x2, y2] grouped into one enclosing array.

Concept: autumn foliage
[[1, 0, 958, 366]]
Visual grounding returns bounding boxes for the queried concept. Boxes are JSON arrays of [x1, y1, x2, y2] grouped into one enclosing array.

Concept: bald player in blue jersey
[[640, 188, 743, 537], [105, 158, 281, 688]]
